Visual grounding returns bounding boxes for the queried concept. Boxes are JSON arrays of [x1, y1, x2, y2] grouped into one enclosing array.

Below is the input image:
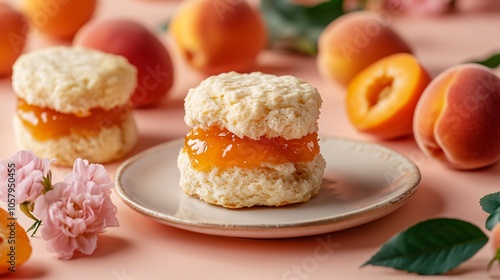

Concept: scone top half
[[185, 72, 322, 140], [13, 46, 137, 116], [12, 46, 137, 141], [183, 72, 323, 171]]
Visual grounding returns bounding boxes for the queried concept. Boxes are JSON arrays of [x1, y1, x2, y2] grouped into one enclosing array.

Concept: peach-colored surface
[[1, 0, 500, 279]]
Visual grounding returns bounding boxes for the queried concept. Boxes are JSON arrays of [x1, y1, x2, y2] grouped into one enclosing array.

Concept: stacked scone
[[178, 72, 326, 208], [12, 47, 138, 166]]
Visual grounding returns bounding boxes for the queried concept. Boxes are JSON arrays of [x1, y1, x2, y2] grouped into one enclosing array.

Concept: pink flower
[[0, 150, 51, 204], [64, 158, 114, 190], [385, 0, 453, 16], [33, 159, 118, 260]]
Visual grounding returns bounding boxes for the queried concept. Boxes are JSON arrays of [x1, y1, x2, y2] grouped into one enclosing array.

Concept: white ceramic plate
[[115, 136, 420, 239]]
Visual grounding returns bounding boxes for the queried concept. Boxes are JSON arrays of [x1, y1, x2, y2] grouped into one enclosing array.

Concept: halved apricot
[[0, 208, 32, 275], [346, 53, 431, 139]]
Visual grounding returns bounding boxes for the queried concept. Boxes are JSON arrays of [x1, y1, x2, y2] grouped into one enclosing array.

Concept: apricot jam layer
[[16, 98, 131, 141], [184, 127, 320, 171]]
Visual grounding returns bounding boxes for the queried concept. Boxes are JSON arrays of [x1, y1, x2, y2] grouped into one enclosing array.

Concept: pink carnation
[[0, 150, 51, 204], [33, 159, 118, 260], [64, 158, 114, 190], [385, 0, 453, 16]]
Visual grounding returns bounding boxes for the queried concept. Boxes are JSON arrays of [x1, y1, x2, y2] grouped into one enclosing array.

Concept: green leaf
[[41, 170, 53, 195], [362, 218, 488, 275], [470, 53, 500, 69], [480, 192, 500, 230], [20, 202, 42, 237], [158, 19, 170, 33], [261, 0, 345, 55], [480, 192, 500, 214], [485, 208, 500, 231]]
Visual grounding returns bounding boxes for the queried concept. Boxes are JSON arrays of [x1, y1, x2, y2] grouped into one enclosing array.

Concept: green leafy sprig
[[480, 192, 500, 230], [363, 192, 500, 275], [481, 192, 500, 271], [21, 171, 53, 237], [261, 0, 345, 55], [471, 54, 500, 69]]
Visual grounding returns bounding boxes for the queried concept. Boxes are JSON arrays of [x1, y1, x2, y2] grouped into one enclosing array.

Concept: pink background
[[1, 0, 500, 279]]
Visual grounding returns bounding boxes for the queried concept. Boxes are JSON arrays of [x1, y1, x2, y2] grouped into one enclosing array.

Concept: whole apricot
[[0, 208, 32, 275], [21, 0, 96, 39], [169, 0, 267, 74], [346, 53, 431, 139], [317, 11, 412, 87], [0, 3, 28, 76], [414, 64, 500, 169], [74, 19, 174, 107]]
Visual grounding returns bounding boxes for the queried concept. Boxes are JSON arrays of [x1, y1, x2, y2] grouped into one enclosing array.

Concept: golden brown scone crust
[[12, 46, 137, 116], [184, 72, 322, 140], [178, 150, 326, 208], [13, 114, 138, 166]]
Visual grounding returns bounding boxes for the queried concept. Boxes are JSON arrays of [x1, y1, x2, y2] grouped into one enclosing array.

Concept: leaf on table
[[362, 218, 488, 275], [261, 0, 345, 55], [470, 53, 500, 69]]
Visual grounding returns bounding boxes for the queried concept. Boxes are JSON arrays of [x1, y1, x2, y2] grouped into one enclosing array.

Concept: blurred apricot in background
[[317, 11, 412, 87], [21, 0, 97, 39], [74, 19, 174, 107], [169, 0, 267, 74], [0, 3, 28, 77]]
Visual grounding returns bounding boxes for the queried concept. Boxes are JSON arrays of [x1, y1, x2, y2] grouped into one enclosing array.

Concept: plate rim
[[114, 136, 421, 237]]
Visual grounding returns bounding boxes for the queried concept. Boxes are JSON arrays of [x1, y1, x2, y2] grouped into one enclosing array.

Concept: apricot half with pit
[[346, 53, 431, 139], [413, 64, 500, 169]]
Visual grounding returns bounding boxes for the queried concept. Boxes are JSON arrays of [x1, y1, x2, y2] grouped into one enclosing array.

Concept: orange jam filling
[[184, 127, 320, 171], [16, 98, 131, 141]]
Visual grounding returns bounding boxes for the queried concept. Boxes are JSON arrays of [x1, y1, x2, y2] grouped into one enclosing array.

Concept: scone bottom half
[[12, 47, 138, 166], [178, 72, 326, 209]]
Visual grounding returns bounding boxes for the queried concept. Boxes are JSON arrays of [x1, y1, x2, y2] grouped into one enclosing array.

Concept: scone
[[177, 72, 326, 208], [12, 46, 138, 166]]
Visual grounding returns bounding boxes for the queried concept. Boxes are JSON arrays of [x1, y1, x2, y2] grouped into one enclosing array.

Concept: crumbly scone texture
[[177, 150, 326, 208], [12, 46, 137, 116], [13, 114, 138, 166], [184, 72, 322, 140]]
